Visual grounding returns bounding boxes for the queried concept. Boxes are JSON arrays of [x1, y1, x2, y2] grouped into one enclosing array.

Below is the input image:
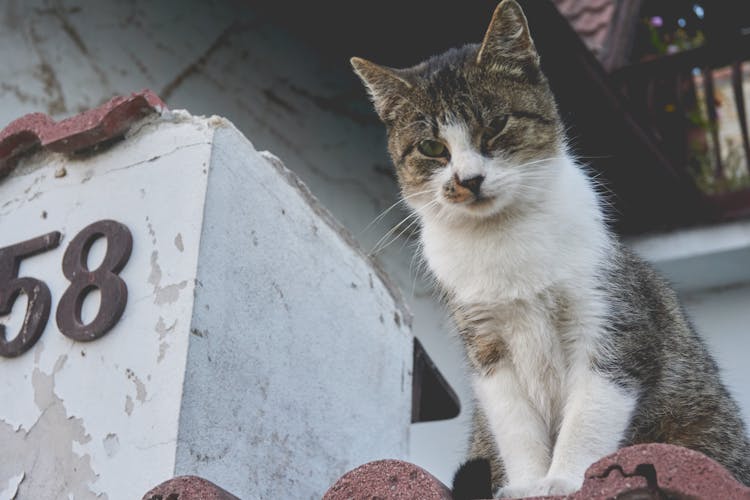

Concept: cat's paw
[[497, 476, 580, 498], [533, 476, 580, 495]]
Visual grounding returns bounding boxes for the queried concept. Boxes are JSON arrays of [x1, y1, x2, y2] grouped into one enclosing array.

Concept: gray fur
[[604, 245, 750, 484]]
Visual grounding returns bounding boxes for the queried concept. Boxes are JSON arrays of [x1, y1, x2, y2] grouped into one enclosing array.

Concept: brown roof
[[552, 0, 617, 58]]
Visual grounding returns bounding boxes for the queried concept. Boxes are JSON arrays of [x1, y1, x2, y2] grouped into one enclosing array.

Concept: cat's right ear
[[351, 57, 411, 123], [477, 0, 539, 67]]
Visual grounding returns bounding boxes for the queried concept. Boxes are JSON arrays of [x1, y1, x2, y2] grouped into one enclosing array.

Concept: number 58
[[0, 220, 132, 358]]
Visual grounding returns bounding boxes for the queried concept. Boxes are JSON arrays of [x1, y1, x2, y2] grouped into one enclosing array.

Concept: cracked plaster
[[0, 114, 215, 498]]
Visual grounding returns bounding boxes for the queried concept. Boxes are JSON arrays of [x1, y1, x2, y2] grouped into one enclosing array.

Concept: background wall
[[1, 0, 748, 486]]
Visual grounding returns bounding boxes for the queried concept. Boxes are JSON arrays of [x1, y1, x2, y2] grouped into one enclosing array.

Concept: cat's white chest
[[474, 295, 568, 422], [421, 219, 556, 304]]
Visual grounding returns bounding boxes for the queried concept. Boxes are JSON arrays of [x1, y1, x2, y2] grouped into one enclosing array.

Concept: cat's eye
[[417, 139, 449, 158], [486, 115, 509, 138], [482, 115, 509, 152]]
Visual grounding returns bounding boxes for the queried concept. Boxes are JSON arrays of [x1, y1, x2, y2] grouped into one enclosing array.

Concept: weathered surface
[[143, 475, 240, 500], [173, 123, 413, 499], [0, 110, 213, 498], [1, 108, 413, 499], [324, 460, 452, 500]]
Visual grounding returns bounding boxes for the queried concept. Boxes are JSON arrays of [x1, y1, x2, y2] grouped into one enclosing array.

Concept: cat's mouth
[[467, 196, 494, 207], [443, 193, 499, 216]]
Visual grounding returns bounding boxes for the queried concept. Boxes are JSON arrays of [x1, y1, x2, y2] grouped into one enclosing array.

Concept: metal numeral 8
[[56, 220, 133, 342]]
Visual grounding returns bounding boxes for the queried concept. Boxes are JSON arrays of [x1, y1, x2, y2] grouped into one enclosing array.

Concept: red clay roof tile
[[0, 90, 165, 178]]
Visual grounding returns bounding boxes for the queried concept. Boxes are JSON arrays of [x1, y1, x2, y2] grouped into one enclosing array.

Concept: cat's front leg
[[473, 364, 552, 494], [543, 368, 636, 493]]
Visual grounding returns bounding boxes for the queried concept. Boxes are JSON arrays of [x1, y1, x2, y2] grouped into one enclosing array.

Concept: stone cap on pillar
[[0, 90, 443, 498]]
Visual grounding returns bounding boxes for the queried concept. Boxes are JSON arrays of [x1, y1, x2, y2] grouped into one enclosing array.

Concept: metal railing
[[612, 35, 750, 207]]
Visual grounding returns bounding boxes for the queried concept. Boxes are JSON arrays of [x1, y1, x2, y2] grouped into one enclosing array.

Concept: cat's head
[[352, 0, 563, 223]]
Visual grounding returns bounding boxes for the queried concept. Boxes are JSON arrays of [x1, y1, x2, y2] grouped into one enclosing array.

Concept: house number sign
[[0, 219, 132, 358]]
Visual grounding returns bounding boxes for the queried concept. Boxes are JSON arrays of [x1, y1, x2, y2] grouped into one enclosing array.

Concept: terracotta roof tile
[[0, 90, 166, 178], [324, 460, 451, 500], [142, 476, 240, 500], [323, 444, 750, 499]]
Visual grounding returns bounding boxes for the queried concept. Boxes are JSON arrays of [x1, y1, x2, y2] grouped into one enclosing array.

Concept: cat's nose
[[455, 174, 485, 196]]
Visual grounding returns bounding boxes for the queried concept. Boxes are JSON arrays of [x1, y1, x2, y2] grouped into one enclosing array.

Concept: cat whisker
[[370, 199, 440, 256], [371, 214, 421, 256], [408, 240, 433, 298], [369, 210, 421, 256], [395, 216, 424, 252], [360, 189, 434, 236]]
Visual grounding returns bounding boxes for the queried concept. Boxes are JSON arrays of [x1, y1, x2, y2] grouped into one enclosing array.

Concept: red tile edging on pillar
[[324, 459, 453, 500], [142, 475, 240, 500], [0, 90, 166, 177]]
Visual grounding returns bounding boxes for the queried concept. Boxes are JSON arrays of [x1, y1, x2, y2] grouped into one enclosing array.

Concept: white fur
[[411, 123, 637, 495], [546, 371, 636, 484], [440, 122, 491, 184], [474, 365, 552, 485]]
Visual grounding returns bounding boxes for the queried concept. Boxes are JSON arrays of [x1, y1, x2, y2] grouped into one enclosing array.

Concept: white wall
[[682, 285, 750, 425]]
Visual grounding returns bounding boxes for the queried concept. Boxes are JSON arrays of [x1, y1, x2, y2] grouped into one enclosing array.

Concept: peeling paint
[[174, 233, 184, 252], [146, 218, 157, 245], [154, 317, 177, 341], [0, 472, 24, 500], [0, 356, 103, 499], [124, 396, 133, 417], [30, 343, 45, 371], [154, 281, 188, 305], [157, 342, 169, 363], [148, 250, 189, 305], [147, 250, 161, 287], [102, 434, 119, 459], [125, 369, 147, 403]]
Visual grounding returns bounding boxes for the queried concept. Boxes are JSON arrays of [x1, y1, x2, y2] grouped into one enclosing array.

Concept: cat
[[350, 0, 750, 498]]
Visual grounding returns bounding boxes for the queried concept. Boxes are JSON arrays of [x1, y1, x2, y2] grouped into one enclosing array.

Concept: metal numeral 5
[[0, 232, 61, 357]]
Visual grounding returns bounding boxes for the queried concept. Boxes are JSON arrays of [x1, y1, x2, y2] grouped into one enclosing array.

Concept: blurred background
[[1, 0, 750, 486]]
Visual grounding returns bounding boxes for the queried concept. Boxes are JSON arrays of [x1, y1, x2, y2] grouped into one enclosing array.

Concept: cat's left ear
[[476, 0, 539, 66], [351, 57, 412, 123]]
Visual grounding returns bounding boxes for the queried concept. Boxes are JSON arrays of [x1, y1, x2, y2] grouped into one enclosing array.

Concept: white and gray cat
[[351, 1, 750, 498]]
